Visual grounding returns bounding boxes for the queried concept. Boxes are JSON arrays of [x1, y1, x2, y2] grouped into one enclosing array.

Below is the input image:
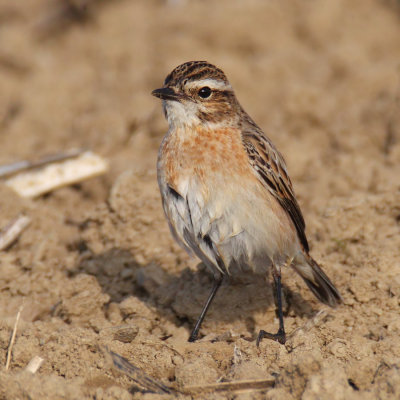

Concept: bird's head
[[152, 61, 240, 128]]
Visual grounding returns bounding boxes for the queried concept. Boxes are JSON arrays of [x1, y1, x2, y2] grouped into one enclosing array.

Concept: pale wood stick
[[4, 151, 108, 198], [0, 215, 31, 251]]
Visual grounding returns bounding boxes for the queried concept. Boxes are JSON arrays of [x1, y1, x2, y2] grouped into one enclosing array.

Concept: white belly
[[158, 168, 300, 276]]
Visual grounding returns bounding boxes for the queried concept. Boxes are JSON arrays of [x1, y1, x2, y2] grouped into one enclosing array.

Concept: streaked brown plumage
[[152, 61, 341, 345]]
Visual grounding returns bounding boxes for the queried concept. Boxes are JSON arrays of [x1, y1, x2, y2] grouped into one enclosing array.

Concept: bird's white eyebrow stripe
[[185, 79, 232, 91]]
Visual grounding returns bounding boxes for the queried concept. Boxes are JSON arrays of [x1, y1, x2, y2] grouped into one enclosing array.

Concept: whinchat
[[152, 61, 341, 345]]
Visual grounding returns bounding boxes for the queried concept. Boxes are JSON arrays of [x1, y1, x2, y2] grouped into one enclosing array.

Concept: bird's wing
[[242, 125, 309, 252]]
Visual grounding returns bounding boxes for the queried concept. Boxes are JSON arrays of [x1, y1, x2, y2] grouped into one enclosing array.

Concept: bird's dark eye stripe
[[219, 90, 233, 97], [194, 88, 233, 99]]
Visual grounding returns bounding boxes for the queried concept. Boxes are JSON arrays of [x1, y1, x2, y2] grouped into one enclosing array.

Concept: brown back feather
[[241, 114, 309, 252]]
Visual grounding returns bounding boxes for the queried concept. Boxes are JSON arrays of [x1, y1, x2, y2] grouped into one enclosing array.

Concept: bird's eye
[[198, 86, 212, 99]]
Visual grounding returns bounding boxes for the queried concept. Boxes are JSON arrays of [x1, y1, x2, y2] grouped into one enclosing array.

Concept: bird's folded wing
[[242, 130, 309, 253]]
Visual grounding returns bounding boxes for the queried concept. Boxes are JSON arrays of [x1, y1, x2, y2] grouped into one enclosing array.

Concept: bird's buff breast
[[157, 126, 298, 275], [158, 126, 251, 192]]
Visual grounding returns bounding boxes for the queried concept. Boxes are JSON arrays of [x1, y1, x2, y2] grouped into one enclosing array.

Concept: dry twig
[[3, 150, 108, 198], [0, 148, 84, 178], [103, 348, 174, 395], [103, 347, 276, 396], [182, 378, 275, 395], [287, 309, 329, 339], [0, 215, 31, 251], [5, 304, 24, 371]]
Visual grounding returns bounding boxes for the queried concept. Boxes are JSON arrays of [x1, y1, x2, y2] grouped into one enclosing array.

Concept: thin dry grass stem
[[182, 378, 275, 395], [25, 356, 44, 374], [5, 303, 24, 371], [284, 309, 330, 351], [103, 347, 275, 395], [0, 215, 31, 251], [0, 148, 85, 178], [102, 347, 174, 395], [291, 308, 329, 336]]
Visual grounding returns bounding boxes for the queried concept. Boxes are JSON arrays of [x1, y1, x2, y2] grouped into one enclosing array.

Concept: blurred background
[[1, 1, 400, 399], [1, 0, 399, 194]]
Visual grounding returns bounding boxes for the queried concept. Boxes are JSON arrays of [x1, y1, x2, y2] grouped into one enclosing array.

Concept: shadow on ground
[[72, 247, 318, 341]]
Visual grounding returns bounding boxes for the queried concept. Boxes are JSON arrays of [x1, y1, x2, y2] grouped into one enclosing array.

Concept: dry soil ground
[[0, 0, 400, 399]]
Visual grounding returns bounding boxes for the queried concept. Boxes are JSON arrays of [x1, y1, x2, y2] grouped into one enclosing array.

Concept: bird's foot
[[188, 330, 199, 342], [256, 328, 286, 346]]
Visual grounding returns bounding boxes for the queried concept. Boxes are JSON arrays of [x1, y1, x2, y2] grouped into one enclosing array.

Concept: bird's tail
[[292, 253, 342, 307]]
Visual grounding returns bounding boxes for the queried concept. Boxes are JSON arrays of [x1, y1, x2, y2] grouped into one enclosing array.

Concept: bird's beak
[[151, 87, 181, 101]]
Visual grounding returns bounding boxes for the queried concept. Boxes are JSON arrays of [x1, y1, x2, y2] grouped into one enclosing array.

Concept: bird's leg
[[257, 264, 286, 346], [188, 273, 224, 342]]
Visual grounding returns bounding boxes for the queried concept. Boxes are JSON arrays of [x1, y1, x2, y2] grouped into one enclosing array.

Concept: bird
[[152, 61, 341, 345]]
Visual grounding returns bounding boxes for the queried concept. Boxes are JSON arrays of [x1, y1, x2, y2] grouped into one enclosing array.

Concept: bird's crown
[[164, 61, 229, 89]]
